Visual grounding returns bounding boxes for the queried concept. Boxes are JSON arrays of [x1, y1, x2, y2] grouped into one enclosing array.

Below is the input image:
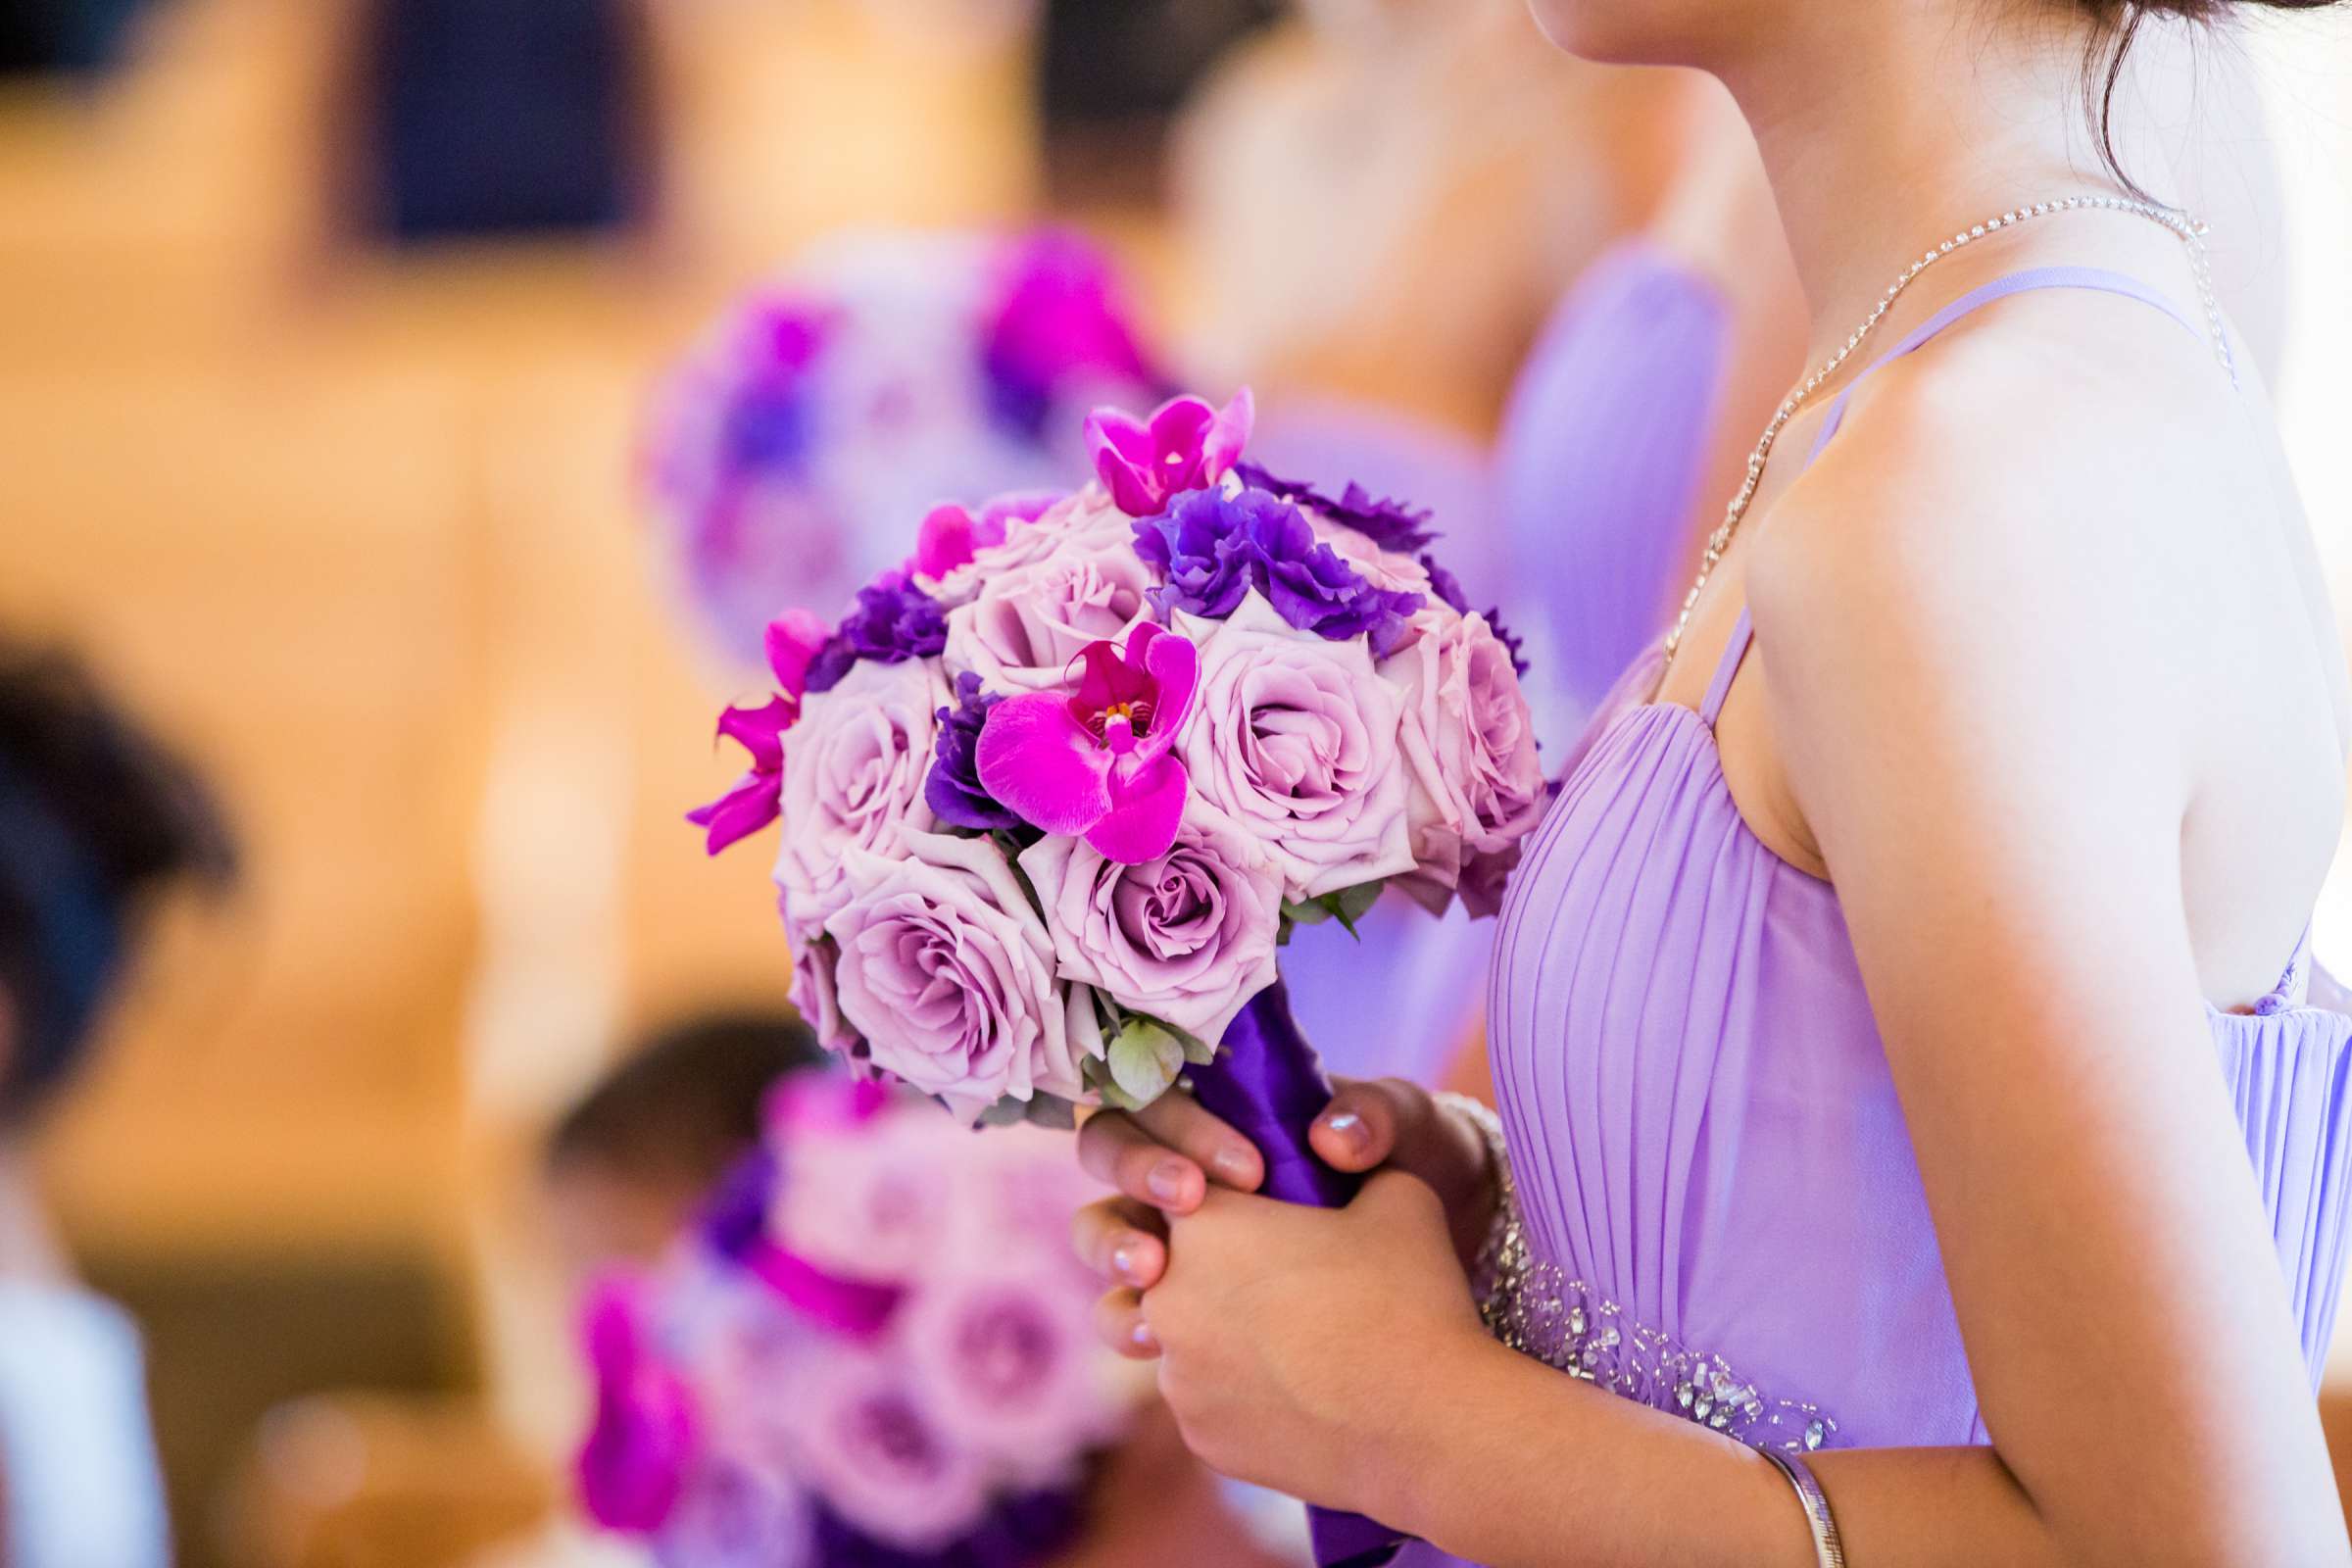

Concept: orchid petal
[[574, 1275, 697, 1533], [1083, 408, 1163, 515], [763, 609, 829, 698], [976, 692, 1114, 836], [1145, 396, 1215, 468], [978, 489, 1064, 528], [1200, 386, 1255, 482], [1068, 640, 1131, 714], [1133, 623, 1199, 760], [715, 694, 794, 773], [686, 770, 782, 856], [911, 502, 1007, 581], [1089, 753, 1188, 864]]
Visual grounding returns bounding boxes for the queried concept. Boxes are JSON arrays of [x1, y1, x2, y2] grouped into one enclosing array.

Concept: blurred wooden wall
[[0, 0, 1052, 1558]]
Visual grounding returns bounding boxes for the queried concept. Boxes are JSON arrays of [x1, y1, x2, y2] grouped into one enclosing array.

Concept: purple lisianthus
[[1233, 463, 1442, 555], [1133, 487, 1425, 657], [926, 673, 1022, 832], [1415, 556, 1530, 678], [807, 570, 951, 694]]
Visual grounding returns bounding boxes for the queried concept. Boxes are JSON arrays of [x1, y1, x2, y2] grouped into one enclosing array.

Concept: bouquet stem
[[1186, 981, 1407, 1568]]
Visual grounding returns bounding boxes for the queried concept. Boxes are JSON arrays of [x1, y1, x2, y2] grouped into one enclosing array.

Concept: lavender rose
[[1380, 608, 1547, 915], [773, 658, 948, 934], [897, 1261, 1119, 1486], [1176, 592, 1416, 901], [788, 1350, 991, 1551], [790, 929, 861, 1057], [1017, 803, 1282, 1046], [927, 488, 1132, 607], [824, 831, 1101, 1124], [943, 528, 1156, 695]]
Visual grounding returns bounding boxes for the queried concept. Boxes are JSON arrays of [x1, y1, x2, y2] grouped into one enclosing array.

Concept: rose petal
[[1089, 752, 1187, 864], [976, 693, 1113, 836]]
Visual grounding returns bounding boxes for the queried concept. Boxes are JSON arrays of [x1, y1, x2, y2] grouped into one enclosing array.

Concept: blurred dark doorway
[[0, 0, 153, 76], [357, 0, 654, 244], [1037, 0, 1275, 205]]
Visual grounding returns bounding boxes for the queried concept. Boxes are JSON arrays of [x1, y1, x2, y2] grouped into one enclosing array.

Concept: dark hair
[[0, 642, 234, 1118], [2077, 0, 2342, 193], [545, 1010, 823, 1192]]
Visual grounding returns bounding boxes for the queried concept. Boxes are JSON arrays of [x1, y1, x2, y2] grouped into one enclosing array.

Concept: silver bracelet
[[1432, 1092, 1527, 1329], [1760, 1447, 1847, 1568]]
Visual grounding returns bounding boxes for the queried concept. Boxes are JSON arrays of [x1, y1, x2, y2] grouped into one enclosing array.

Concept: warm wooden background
[[3, 2, 2349, 1562]]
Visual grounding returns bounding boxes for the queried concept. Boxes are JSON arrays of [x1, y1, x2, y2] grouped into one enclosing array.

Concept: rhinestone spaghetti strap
[[1663, 194, 2228, 665]]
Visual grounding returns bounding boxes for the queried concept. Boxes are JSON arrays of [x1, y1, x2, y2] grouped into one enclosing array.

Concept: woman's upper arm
[[1751, 448, 2346, 1564]]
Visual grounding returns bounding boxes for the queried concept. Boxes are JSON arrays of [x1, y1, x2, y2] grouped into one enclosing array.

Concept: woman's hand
[[1069, 1077, 1497, 1356], [1138, 1171, 1491, 1509]]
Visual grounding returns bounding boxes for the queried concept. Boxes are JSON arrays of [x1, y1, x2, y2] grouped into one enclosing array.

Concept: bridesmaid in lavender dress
[[1070, 0, 2352, 1564]]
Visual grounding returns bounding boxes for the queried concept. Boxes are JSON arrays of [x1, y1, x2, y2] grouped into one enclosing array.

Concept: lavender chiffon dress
[[1409, 269, 2352, 1563]]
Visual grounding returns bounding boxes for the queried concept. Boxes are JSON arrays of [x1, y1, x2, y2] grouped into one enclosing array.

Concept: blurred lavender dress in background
[[1494, 242, 1729, 744], [1261, 244, 1731, 1097]]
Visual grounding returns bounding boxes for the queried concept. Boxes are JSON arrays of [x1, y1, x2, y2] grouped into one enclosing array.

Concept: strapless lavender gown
[[1407, 267, 2352, 1566]]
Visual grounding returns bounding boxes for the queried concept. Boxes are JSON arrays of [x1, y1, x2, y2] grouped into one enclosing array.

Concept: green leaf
[[1106, 1016, 1188, 1107], [1023, 1096, 1077, 1132], [1329, 879, 1384, 938], [976, 1095, 1035, 1127]]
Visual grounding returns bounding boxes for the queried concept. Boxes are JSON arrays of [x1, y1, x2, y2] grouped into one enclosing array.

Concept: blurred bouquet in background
[[574, 1075, 1128, 1566], [643, 229, 1170, 670]]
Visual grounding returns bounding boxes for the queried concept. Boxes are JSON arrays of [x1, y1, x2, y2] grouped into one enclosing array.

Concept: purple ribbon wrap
[[1187, 981, 1408, 1568]]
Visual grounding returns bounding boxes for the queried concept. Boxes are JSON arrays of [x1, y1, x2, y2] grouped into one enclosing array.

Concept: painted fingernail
[[1320, 1110, 1368, 1152], [1210, 1146, 1255, 1185], [1110, 1239, 1144, 1284], [1147, 1160, 1192, 1204]]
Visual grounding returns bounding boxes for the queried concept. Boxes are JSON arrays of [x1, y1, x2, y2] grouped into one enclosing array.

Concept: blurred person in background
[[0, 641, 233, 1568], [1170, 0, 1710, 438], [541, 1010, 822, 1289]]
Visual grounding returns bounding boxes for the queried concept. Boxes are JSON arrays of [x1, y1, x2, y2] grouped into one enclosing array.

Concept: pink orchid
[[975, 622, 1199, 864], [574, 1274, 699, 1533], [910, 502, 1006, 582], [687, 607, 830, 855], [1083, 388, 1254, 517]]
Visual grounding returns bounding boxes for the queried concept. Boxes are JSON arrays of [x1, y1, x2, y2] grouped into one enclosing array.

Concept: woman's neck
[[1718, 6, 2122, 363]]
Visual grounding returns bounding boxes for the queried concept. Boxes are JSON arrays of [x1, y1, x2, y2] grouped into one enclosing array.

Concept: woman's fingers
[[1077, 1097, 1263, 1214], [1135, 1091, 1265, 1193], [1307, 1077, 1413, 1173], [1094, 1287, 1160, 1359], [1070, 1197, 1168, 1290]]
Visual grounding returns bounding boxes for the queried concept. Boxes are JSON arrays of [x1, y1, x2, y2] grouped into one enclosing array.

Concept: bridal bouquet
[[690, 385, 1544, 1563], [692, 384, 1541, 1129], [576, 1076, 1129, 1567], [643, 228, 1167, 669]]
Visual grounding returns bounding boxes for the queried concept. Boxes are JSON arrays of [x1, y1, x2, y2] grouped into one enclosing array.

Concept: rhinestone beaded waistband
[[1438, 1094, 1838, 1456], [1479, 1223, 1838, 1455]]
